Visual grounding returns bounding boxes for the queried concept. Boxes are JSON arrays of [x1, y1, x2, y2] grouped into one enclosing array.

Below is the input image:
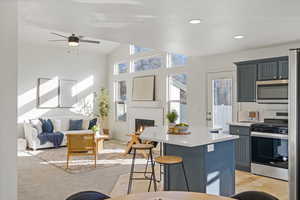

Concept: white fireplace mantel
[[127, 107, 165, 133]]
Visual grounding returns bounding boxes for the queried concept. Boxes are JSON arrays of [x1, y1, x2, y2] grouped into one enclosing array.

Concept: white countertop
[[140, 126, 239, 147], [229, 122, 255, 127]]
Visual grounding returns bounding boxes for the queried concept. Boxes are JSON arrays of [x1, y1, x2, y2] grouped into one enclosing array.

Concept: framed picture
[[132, 75, 155, 101], [59, 79, 77, 108], [37, 78, 59, 108]]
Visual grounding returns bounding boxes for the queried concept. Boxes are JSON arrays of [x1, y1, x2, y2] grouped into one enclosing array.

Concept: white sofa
[[24, 117, 94, 150]]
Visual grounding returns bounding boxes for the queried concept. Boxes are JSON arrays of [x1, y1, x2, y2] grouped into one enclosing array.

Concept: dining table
[[108, 191, 235, 200]]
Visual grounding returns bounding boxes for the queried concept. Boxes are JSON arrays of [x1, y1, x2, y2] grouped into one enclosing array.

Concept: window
[[115, 81, 127, 121], [168, 74, 188, 123], [212, 79, 232, 131], [134, 56, 162, 72], [130, 45, 152, 55], [115, 102, 127, 121], [168, 53, 188, 67], [115, 62, 128, 74]]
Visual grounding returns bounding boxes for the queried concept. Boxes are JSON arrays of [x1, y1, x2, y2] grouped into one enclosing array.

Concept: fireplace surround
[[135, 119, 155, 132]]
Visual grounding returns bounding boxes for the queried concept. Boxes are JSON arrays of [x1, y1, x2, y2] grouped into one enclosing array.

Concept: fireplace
[[135, 119, 155, 133]]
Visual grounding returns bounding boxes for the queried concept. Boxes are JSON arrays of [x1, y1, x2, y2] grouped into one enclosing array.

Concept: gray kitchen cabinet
[[257, 61, 278, 80], [237, 64, 257, 102], [230, 125, 251, 172], [278, 60, 289, 79]]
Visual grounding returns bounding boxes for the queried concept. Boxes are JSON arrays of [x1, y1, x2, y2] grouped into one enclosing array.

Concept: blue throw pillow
[[69, 119, 83, 130], [39, 119, 54, 133], [88, 118, 98, 129]]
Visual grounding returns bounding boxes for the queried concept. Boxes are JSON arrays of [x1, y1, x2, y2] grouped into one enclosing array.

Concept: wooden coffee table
[[96, 135, 109, 153]]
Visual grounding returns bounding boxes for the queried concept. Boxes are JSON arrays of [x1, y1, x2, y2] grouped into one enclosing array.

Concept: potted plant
[[95, 88, 110, 134], [91, 125, 100, 135], [166, 110, 178, 127]]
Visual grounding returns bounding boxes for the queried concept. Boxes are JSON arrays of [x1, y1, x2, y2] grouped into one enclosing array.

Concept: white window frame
[[167, 53, 188, 68], [114, 61, 129, 75], [132, 55, 164, 73], [167, 73, 188, 123], [114, 80, 127, 122]]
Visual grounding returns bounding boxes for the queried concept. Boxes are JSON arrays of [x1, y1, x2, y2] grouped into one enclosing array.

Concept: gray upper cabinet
[[257, 61, 278, 80], [278, 60, 289, 79], [236, 56, 288, 102], [237, 64, 257, 102]]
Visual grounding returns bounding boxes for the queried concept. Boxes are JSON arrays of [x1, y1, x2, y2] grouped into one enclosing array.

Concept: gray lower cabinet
[[230, 125, 251, 172], [237, 64, 257, 102]]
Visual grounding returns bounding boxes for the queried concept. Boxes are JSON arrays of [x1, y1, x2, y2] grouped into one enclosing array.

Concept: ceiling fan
[[49, 32, 101, 47]]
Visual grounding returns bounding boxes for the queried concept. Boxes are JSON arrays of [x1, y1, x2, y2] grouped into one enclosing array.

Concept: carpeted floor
[[18, 140, 152, 200]]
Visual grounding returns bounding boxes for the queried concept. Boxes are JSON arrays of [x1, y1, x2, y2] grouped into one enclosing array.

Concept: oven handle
[[251, 131, 288, 140]]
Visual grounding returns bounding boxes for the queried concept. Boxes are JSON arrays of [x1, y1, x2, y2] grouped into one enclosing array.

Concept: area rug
[[29, 140, 153, 174]]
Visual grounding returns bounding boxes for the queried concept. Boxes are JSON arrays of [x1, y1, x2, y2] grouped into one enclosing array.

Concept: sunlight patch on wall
[[18, 76, 59, 109], [71, 93, 95, 116], [39, 77, 59, 97], [72, 76, 94, 97], [18, 96, 58, 123]]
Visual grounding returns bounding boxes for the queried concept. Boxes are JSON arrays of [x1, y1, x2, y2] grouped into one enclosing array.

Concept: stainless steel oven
[[256, 80, 288, 104], [251, 118, 289, 181]]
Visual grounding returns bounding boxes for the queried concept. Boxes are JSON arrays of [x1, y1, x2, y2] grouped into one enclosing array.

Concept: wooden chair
[[124, 132, 149, 158], [66, 133, 97, 169]]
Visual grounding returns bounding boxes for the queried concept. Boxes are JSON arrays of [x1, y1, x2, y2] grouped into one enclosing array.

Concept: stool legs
[[127, 149, 136, 194], [144, 153, 150, 178], [181, 162, 190, 191], [128, 147, 157, 194], [147, 149, 157, 192]]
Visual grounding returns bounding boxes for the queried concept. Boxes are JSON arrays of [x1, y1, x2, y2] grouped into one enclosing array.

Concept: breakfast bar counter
[[140, 126, 239, 197]]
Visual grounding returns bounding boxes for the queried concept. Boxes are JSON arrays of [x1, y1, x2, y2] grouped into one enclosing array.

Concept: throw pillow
[[39, 119, 54, 133], [69, 119, 83, 130], [88, 118, 98, 130], [30, 119, 43, 134], [82, 119, 90, 130]]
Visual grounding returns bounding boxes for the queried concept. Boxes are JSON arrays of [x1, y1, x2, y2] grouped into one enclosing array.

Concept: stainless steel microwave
[[256, 80, 288, 104]]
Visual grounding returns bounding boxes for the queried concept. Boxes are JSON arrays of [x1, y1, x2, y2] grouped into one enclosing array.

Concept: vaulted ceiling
[[19, 0, 300, 55]]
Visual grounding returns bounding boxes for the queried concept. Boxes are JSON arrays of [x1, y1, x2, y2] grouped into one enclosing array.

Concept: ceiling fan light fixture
[[68, 35, 79, 47], [68, 41, 79, 47]]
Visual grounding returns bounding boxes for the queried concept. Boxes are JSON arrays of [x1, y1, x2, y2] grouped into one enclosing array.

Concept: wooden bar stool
[[127, 144, 157, 194], [151, 155, 189, 191]]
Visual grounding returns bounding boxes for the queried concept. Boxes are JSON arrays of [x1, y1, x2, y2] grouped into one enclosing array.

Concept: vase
[[168, 122, 176, 128]]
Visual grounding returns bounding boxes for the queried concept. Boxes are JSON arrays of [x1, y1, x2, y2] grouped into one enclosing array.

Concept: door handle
[[206, 112, 212, 121]]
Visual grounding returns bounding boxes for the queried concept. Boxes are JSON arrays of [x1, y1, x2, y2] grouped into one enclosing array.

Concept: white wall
[[0, 1, 17, 199], [108, 42, 299, 141], [18, 43, 108, 137]]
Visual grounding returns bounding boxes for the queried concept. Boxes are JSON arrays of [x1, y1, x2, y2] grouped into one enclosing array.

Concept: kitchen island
[[140, 126, 239, 197]]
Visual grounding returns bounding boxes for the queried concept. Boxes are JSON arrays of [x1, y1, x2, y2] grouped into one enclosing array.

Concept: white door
[[207, 71, 233, 132]]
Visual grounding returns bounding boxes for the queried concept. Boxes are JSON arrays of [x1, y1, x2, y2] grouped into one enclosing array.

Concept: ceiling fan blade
[[80, 39, 100, 44], [48, 39, 67, 42], [50, 32, 68, 38]]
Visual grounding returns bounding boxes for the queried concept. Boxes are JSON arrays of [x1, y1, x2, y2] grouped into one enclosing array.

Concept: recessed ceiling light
[[234, 35, 245, 39], [189, 19, 202, 24]]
